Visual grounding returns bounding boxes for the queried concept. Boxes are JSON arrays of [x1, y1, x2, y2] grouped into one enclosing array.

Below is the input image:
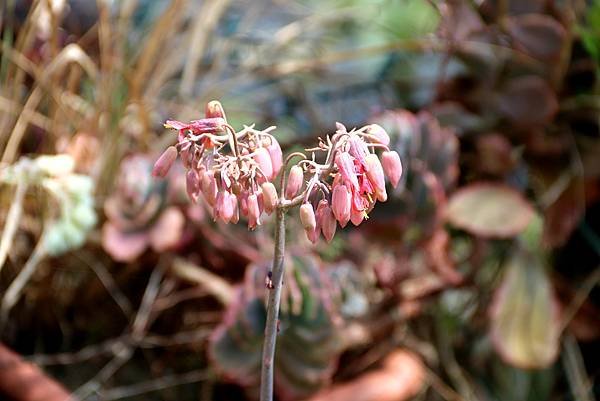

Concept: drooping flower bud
[[186, 169, 200, 202], [335, 152, 359, 191], [152, 146, 178, 177], [261, 182, 278, 214], [381, 150, 402, 188], [215, 191, 234, 223], [300, 203, 316, 231], [350, 208, 365, 226], [247, 193, 261, 229], [365, 154, 387, 202], [201, 171, 217, 206], [331, 184, 351, 227], [205, 100, 226, 120], [230, 194, 239, 224], [253, 147, 274, 180], [365, 124, 390, 146], [306, 227, 319, 243], [285, 165, 303, 199], [318, 201, 337, 242], [268, 139, 283, 178]]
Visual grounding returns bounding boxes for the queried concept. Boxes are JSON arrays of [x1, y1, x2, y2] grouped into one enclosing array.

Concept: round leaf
[[446, 183, 534, 238]]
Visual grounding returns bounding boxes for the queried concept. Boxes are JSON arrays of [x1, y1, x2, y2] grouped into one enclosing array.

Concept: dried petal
[[253, 147, 274, 180], [261, 182, 278, 214], [381, 151, 402, 188], [332, 184, 351, 227], [164, 120, 189, 130], [365, 154, 387, 202], [152, 146, 177, 178], [285, 165, 304, 199], [300, 203, 316, 231]]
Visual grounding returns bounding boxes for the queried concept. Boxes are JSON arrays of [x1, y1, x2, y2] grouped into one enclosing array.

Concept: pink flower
[[331, 184, 351, 227], [365, 154, 387, 202], [318, 201, 336, 242], [268, 139, 283, 178], [285, 165, 303, 199], [381, 150, 402, 188], [261, 182, 278, 214], [186, 169, 200, 202], [253, 147, 274, 180], [300, 203, 316, 231], [152, 146, 178, 178], [335, 152, 359, 191], [365, 124, 390, 146], [247, 194, 261, 229]]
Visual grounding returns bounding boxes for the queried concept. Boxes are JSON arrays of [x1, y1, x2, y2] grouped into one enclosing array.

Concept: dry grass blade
[[1, 44, 98, 163], [0, 235, 46, 331], [0, 177, 26, 274], [172, 258, 234, 306], [179, 0, 231, 97]]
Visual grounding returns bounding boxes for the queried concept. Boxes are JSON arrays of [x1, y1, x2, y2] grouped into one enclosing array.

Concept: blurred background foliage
[[0, 0, 599, 400]]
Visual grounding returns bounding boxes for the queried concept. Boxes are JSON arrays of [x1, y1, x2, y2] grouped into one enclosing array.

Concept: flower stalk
[[260, 207, 286, 401], [154, 100, 403, 401]]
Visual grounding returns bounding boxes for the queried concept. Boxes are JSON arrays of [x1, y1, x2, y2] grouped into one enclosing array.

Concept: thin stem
[[259, 207, 286, 401]]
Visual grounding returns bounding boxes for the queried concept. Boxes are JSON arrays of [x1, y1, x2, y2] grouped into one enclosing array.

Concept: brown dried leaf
[[446, 183, 535, 238]]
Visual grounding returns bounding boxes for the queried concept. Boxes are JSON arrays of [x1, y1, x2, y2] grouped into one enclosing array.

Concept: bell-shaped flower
[[253, 147, 274, 180], [365, 154, 387, 202], [331, 184, 351, 227], [365, 124, 390, 146], [247, 193, 261, 229], [381, 150, 402, 188], [261, 182, 278, 214], [335, 152, 359, 191], [300, 203, 316, 231], [268, 139, 283, 178], [318, 201, 337, 242], [152, 146, 178, 178], [285, 165, 303, 199]]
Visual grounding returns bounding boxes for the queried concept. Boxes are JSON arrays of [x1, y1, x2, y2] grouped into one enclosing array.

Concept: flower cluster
[[153, 101, 282, 230], [153, 101, 402, 242], [294, 122, 402, 243]]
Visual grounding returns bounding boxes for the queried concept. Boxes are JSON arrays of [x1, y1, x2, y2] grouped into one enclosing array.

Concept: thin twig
[[76, 251, 133, 318], [99, 369, 209, 400], [562, 334, 595, 401]]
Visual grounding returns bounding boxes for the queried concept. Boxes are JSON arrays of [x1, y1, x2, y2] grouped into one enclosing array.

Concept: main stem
[[259, 207, 286, 401]]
